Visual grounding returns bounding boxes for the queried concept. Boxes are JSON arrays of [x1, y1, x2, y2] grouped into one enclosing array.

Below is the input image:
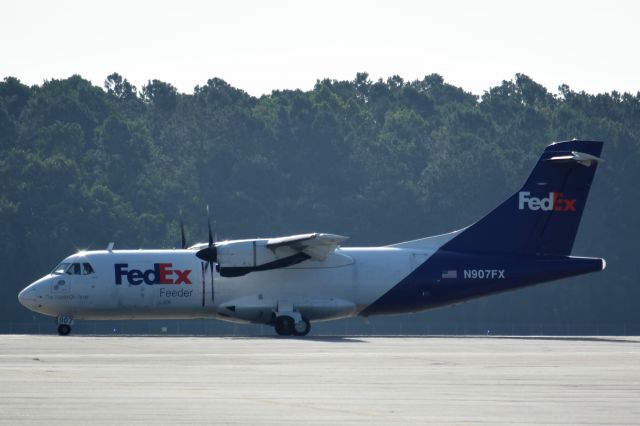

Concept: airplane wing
[[267, 233, 348, 261]]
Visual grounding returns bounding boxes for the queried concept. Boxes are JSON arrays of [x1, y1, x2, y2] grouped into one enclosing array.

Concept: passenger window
[[82, 263, 94, 275]]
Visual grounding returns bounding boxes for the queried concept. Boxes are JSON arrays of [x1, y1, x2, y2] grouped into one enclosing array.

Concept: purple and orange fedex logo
[[115, 263, 192, 285], [518, 192, 576, 212]]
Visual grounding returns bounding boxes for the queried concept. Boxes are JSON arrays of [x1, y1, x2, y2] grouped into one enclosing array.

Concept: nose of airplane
[[18, 278, 49, 311], [18, 286, 37, 308]]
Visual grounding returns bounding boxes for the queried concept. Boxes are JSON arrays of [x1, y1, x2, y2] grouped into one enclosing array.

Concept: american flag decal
[[442, 270, 457, 279]]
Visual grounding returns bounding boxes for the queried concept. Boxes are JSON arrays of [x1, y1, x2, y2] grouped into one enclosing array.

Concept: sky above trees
[[2, 0, 639, 97]]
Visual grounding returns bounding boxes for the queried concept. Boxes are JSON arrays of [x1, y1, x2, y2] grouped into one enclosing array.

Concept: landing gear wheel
[[275, 316, 294, 336], [57, 324, 71, 336], [293, 318, 311, 336]]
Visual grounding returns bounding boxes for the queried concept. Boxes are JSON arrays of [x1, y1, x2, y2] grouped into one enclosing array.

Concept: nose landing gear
[[57, 315, 73, 336]]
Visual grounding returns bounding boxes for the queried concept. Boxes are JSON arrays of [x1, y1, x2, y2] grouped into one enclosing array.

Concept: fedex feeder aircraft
[[18, 140, 605, 336]]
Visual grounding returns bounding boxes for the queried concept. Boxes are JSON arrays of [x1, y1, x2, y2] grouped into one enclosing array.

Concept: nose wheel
[[56, 315, 73, 336]]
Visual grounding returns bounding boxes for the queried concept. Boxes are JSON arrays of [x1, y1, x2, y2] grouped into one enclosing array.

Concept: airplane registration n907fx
[[19, 140, 605, 336]]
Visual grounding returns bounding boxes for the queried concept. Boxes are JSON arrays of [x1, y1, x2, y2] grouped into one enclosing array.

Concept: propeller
[[196, 205, 217, 303], [196, 205, 218, 262], [180, 214, 187, 249]]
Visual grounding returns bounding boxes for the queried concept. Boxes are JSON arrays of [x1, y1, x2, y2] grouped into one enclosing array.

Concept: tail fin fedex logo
[[518, 192, 576, 212]]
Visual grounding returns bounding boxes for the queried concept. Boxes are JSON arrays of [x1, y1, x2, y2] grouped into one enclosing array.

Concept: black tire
[[274, 316, 294, 336], [293, 318, 311, 336], [57, 324, 71, 336]]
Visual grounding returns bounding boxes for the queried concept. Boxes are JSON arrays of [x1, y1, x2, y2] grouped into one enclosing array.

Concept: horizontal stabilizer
[[545, 150, 603, 167]]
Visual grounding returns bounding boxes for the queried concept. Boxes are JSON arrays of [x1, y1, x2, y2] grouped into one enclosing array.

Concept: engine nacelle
[[216, 239, 276, 268], [214, 239, 306, 277]]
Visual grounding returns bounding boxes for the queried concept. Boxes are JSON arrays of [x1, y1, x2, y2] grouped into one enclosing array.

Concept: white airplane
[[18, 140, 605, 336]]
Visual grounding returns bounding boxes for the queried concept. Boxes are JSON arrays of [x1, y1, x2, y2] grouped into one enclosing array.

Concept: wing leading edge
[[267, 233, 348, 261]]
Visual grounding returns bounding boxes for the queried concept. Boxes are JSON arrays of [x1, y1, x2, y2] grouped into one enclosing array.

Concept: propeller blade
[[207, 205, 213, 247], [209, 259, 215, 303], [180, 220, 187, 249], [197, 205, 217, 303]]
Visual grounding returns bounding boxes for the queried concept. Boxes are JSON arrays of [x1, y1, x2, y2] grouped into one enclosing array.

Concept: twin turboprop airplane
[[18, 140, 605, 336]]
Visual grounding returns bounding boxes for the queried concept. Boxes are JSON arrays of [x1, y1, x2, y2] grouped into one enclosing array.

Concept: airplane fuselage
[[19, 246, 434, 323], [19, 240, 603, 325]]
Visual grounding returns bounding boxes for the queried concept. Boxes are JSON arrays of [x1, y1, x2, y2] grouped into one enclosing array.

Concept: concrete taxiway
[[1, 335, 639, 425]]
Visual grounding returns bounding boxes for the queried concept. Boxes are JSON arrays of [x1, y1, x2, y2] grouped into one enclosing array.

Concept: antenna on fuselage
[[107, 242, 114, 252]]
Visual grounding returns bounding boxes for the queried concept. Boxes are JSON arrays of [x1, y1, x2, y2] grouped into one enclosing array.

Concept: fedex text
[[115, 263, 192, 285], [518, 192, 576, 212]]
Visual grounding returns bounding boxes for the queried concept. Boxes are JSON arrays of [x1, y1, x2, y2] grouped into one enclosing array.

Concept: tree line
[[1, 72, 638, 331]]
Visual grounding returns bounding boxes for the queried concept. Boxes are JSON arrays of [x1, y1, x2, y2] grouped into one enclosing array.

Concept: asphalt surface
[[1, 335, 639, 425]]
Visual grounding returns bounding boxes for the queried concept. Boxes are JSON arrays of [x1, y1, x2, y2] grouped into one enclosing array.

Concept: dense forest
[[1, 72, 638, 334]]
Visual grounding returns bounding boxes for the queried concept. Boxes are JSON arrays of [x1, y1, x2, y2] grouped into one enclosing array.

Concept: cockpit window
[[69, 263, 81, 275], [82, 263, 94, 275], [52, 263, 70, 275], [52, 262, 95, 275]]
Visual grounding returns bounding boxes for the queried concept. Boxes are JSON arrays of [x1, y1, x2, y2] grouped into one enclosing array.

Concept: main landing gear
[[274, 315, 311, 336], [273, 302, 310, 337]]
